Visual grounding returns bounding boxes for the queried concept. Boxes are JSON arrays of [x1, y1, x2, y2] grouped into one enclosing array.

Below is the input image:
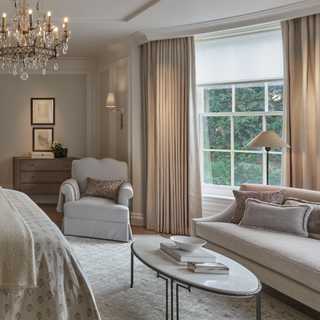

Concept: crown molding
[[195, 21, 281, 42], [142, 0, 320, 41], [93, 32, 147, 65]]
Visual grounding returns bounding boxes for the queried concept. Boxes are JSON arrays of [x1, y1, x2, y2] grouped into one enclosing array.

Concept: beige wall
[[97, 46, 143, 224], [0, 74, 87, 188]]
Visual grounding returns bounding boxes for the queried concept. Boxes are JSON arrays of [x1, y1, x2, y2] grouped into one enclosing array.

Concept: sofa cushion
[[240, 198, 312, 237], [64, 196, 129, 223], [81, 177, 122, 202], [284, 197, 320, 240], [230, 189, 286, 224], [196, 222, 320, 293]]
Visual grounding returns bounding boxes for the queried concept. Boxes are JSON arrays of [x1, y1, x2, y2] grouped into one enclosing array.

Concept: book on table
[[187, 261, 229, 274], [160, 242, 216, 263]]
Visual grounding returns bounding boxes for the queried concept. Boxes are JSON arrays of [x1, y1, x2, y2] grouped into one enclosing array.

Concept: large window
[[197, 81, 283, 195], [195, 25, 284, 197]]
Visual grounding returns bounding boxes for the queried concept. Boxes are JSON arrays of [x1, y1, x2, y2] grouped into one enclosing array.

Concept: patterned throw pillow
[[284, 197, 320, 240], [81, 177, 122, 202], [230, 189, 286, 224]]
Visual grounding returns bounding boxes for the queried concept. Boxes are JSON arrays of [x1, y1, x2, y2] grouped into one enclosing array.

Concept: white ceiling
[[2, 0, 320, 57]]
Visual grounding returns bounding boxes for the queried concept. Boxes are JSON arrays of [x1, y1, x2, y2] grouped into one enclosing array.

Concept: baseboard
[[130, 212, 143, 226]]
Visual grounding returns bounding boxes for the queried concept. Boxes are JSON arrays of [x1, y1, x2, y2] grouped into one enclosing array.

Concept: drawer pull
[[29, 188, 34, 190], [29, 164, 34, 166], [65, 176, 69, 178], [29, 176, 33, 178], [64, 164, 69, 166]]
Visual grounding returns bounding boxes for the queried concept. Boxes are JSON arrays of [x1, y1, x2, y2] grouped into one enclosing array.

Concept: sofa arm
[[191, 201, 236, 237], [56, 179, 81, 213], [118, 182, 134, 207]]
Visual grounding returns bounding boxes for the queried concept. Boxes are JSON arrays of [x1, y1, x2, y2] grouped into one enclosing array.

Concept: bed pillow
[[239, 198, 312, 237], [230, 189, 286, 224], [284, 197, 320, 240], [81, 177, 122, 202]]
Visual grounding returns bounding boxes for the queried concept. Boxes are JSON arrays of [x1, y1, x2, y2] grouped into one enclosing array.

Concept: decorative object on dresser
[[30, 151, 54, 158], [32, 127, 53, 151], [51, 140, 65, 158], [13, 157, 75, 197], [31, 98, 55, 125]]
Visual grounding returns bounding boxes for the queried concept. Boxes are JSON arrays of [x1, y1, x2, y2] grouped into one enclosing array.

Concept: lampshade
[[106, 93, 116, 108], [247, 131, 290, 148]]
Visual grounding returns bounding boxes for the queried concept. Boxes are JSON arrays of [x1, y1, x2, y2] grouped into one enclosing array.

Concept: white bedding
[[0, 189, 101, 320]]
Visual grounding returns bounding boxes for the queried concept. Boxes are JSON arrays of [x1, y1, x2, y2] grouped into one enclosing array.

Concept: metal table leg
[[157, 273, 169, 320], [176, 283, 191, 320], [256, 291, 261, 320], [130, 251, 134, 288]]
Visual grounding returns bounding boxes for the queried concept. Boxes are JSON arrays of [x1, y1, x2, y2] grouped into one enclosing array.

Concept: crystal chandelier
[[0, 0, 70, 80]]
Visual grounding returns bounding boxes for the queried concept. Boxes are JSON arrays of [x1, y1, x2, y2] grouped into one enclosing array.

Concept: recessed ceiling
[[1, 0, 319, 57]]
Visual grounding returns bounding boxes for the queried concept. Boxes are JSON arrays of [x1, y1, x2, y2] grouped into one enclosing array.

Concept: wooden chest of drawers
[[13, 157, 75, 196]]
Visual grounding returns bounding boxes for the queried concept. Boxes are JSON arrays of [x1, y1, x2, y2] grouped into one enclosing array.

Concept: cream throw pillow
[[81, 177, 122, 202], [239, 198, 313, 237], [284, 197, 320, 240]]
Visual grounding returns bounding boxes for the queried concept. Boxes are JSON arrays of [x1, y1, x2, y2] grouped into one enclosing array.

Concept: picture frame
[[31, 98, 55, 125], [33, 128, 54, 151]]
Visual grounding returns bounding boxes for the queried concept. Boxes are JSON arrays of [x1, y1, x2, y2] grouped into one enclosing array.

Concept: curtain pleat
[[141, 37, 202, 235], [281, 15, 320, 190]]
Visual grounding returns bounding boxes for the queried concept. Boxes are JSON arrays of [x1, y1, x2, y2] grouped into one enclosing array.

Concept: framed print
[[31, 98, 55, 125], [33, 128, 54, 151]]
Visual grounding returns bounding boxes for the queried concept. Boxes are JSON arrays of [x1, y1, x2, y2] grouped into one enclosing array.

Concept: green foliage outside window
[[202, 82, 283, 187]]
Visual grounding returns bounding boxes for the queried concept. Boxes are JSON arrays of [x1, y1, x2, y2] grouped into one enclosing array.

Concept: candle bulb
[[28, 9, 33, 27], [2, 13, 6, 30], [47, 11, 51, 26], [54, 27, 58, 41], [63, 17, 68, 32]]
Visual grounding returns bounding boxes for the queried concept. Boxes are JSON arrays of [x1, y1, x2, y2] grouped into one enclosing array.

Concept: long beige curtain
[[281, 15, 320, 190], [141, 37, 202, 235]]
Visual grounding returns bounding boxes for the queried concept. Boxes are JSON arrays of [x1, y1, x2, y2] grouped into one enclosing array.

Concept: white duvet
[[0, 189, 101, 320]]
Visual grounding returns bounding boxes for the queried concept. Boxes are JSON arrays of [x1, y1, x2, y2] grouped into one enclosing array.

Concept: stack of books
[[187, 262, 229, 274], [159, 242, 229, 274]]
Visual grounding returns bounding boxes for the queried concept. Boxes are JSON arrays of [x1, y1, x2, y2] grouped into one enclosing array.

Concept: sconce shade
[[247, 131, 290, 148], [106, 93, 116, 108]]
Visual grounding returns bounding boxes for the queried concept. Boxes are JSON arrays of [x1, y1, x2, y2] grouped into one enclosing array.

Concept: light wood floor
[[39, 203, 319, 320]]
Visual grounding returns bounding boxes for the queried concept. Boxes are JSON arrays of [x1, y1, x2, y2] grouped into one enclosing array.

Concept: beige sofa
[[191, 183, 320, 312]]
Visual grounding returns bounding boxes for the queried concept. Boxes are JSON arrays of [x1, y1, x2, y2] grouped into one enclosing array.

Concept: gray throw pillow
[[284, 197, 320, 240], [239, 198, 313, 237], [81, 177, 122, 202], [230, 189, 286, 224]]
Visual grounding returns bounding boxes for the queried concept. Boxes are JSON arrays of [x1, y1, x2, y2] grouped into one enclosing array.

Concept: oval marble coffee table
[[131, 237, 262, 320]]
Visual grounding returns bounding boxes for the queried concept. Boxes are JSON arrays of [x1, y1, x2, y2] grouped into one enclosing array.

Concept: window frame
[[197, 79, 284, 197]]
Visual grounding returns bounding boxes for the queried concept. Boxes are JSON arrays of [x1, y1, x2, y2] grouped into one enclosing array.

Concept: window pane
[[234, 116, 262, 150], [203, 117, 231, 149], [269, 154, 282, 186], [268, 81, 283, 111], [203, 151, 231, 185], [204, 85, 232, 112], [235, 83, 265, 112], [266, 115, 283, 152], [234, 153, 263, 186]]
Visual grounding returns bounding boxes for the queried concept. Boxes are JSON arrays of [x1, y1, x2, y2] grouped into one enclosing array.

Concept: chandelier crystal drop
[[0, 0, 70, 80]]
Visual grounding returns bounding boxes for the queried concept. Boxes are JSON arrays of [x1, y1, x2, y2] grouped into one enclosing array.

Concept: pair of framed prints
[[31, 98, 55, 152]]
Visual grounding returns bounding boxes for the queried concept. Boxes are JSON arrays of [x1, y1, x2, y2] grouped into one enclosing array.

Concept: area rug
[[66, 235, 311, 320]]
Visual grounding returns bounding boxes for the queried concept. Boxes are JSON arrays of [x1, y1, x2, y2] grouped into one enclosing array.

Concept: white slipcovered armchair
[[57, 157, 133, 242]]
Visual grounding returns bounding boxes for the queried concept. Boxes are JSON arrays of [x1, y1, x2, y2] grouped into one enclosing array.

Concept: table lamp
[[247, 131, 290, 185]]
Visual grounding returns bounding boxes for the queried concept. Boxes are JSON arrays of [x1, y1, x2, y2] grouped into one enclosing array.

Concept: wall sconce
[[106, 93, 123, 129]]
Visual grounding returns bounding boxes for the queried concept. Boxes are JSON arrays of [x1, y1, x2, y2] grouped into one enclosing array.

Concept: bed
[[0, 189, 101, 320]]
